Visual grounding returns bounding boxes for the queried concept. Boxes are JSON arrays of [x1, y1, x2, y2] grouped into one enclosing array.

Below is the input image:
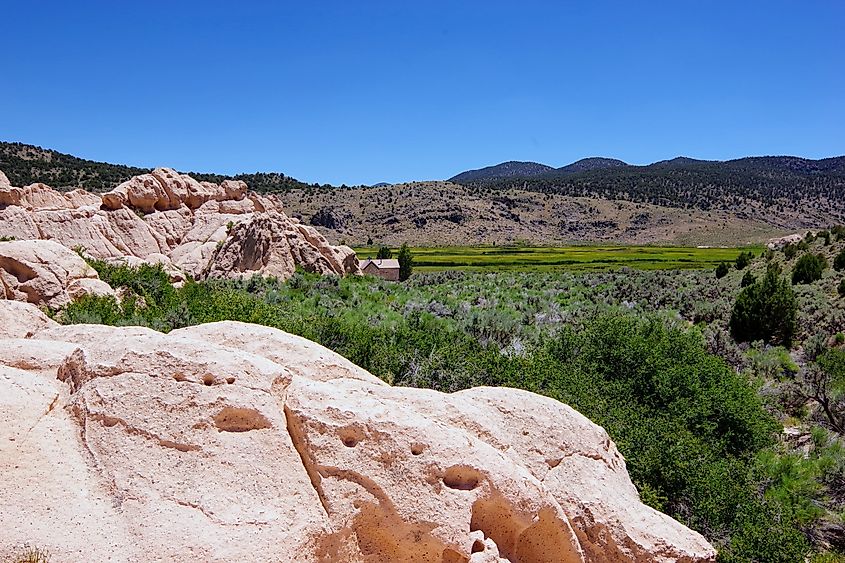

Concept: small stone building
[[359, 258, 400, 281]]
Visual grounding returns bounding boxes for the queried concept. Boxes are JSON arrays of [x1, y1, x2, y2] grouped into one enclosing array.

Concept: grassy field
[[353, 244, 761, 272]]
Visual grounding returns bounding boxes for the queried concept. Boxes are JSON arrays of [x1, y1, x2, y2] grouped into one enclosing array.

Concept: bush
[[839, 279, 845, 298], [792, 254, 828, 285], [716, 262, 730, 279], [740, 271, 756, 288], [731, 265, 798, 347], [784, 243, 798, 260], [735, 251, 753, 270], [834, 249, 845, 272]]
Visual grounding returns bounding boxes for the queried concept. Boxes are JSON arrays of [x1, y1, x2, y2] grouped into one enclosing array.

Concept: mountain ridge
[[448, 160, 554, 183], [2, 141, 844, 246]]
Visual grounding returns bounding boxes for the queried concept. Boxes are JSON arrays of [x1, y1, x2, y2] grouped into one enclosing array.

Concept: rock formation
[[0, 168, 359, 281], [0, 239, 115, 308], [0, 300, 717, 562]]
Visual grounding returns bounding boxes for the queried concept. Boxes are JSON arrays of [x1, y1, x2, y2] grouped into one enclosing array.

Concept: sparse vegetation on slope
[[3, 142, 843, 246]]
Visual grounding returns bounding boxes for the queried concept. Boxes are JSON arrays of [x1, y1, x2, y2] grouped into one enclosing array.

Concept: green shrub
[[833, 249, 845, 272], [784, 243, 798, 260], [730, 265, 798, 347], [792, 253, 828, 285], [740, 271, 756, 288], [735, 251, 753, 270], [839, 279, 845, 298], [716, 262, 730, 279], [819, 230, 831, 245]]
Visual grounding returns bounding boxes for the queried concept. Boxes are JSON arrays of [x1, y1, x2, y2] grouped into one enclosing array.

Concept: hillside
[[448, 160, 554, 183], [3, 141, 845, 246], [280, 180, 826, 247], [454, 155, 845, 215], [0, 141, 314, 193], [556, 157, 628, 174]]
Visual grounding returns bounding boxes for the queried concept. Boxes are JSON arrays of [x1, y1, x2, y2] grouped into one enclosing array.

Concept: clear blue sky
[[2, 1, 843, 185]]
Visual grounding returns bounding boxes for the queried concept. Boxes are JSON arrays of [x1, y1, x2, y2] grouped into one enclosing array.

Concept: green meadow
[[353, 245, 760, 272]]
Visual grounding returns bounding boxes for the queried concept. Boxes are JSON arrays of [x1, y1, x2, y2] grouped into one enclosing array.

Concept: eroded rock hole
[[213, 407, 272, 432], [411, 443, 425, 455], [225, 376, 236, 384], [471, 540, 485, 553], [443, 465, 482, 491], [338, 425, 365, 448], [202, 374, 215, 386]]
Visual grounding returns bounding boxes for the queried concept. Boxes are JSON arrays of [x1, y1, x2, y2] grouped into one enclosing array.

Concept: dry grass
[[2, 546, 50, 563]]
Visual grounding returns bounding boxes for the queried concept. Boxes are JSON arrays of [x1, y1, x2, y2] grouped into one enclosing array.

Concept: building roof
[[359, 258, 400, 270]]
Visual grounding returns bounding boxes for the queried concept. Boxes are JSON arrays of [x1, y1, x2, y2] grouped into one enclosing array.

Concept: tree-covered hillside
[[457, 155, 845, 214], [0, 141, 315, 193]]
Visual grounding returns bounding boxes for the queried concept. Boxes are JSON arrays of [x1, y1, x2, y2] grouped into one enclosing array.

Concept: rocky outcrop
[[0, 240, 115, 308], [0, 178, 100, 210], [204, 213, 357, 279], [0, 300, 716, 562], [0, 168, 359, 283], [767, 233, 804, 250]]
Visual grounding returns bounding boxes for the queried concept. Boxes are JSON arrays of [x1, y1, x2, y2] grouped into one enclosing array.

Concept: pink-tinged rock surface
[[0, 168, 360, 281], [0, 301, 716, 563], [0, 240, 115, 309], [0, 299, 58, 339]]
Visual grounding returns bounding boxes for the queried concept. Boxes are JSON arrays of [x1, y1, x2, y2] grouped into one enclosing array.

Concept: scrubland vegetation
[[59, 232, 845, 562]]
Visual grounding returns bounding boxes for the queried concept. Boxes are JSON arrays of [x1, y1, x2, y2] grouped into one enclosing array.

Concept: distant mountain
[[448, 157, 628, 183], [458, 155, 845, 211], [3, 140, 844, 219], [649, 157, 710, 168], [448, 161, 553, 183], [555, 157, 628, 175]]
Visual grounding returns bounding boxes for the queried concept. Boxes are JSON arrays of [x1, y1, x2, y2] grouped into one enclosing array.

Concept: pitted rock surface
[[0, 300, 716, 562]]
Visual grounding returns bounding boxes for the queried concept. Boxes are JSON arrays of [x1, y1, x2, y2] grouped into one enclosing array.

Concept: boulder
[[0, 239, 115, 309], [0, 302, 717, 562], [17, 183, 74, 210], [0, 170, 23, 207], [0, 300, 58, 339], [0, 180, 99, 211]]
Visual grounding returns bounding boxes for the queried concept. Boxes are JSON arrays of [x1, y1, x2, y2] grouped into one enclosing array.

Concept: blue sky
[[2, 1, 843, 185]]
